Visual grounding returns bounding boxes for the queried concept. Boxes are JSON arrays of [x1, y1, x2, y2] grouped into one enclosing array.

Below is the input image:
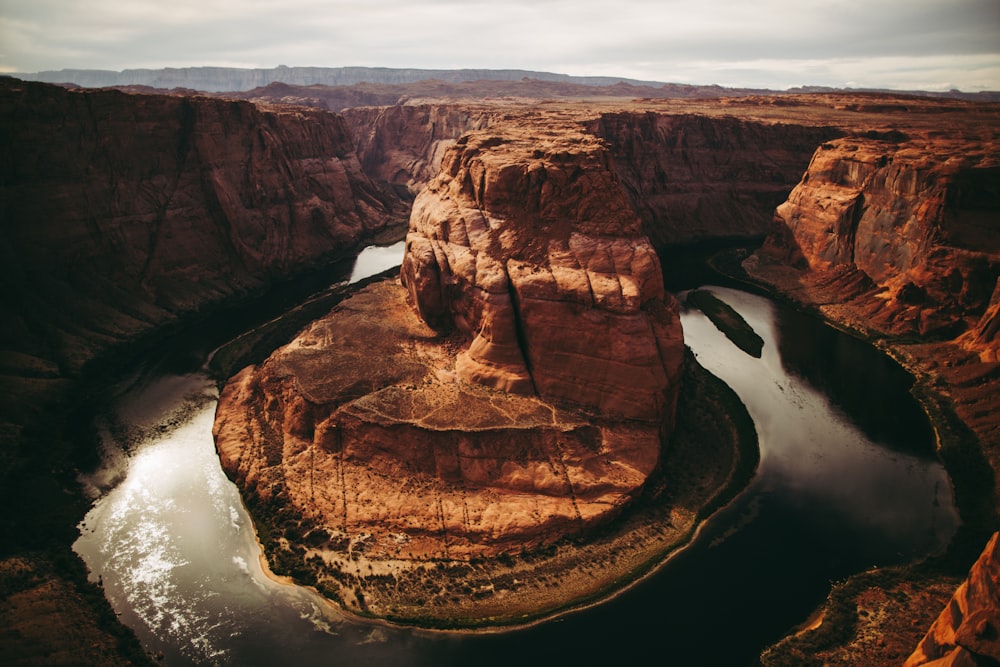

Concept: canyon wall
[[905, 532, 1000, 667], [754, 134, 1000, 350], [750, 105, 1000, 667], [341, 105, 500, 196], [588, 112, 842, 248], [400, 125, 685, 422], [0, 78, 401, 440], [339, 106, 838, 251]]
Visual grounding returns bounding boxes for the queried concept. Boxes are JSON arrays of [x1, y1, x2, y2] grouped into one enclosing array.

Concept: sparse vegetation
[[241, 349, 760, 629]]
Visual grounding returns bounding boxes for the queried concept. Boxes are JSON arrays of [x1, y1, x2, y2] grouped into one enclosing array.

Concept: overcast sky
[[2, 0, 998, 91]]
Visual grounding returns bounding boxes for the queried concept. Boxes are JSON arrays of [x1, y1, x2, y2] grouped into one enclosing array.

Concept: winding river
[[74, 246, 959, 666]]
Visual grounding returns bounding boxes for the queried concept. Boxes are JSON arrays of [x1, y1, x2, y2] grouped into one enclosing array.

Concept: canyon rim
[[1, 73, 998, 664]]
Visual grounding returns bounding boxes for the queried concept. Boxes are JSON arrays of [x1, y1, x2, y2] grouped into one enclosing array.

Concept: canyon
[[1, 73, 998, 664]]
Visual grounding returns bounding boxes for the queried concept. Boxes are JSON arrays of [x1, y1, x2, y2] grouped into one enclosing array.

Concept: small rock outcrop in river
[[214, 119, 685, 559]]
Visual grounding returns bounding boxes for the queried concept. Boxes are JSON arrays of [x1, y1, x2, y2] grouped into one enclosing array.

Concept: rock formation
[[0, 77, 402, 439], [747, 100, 1000, 665], [754, 133, 1000, 349], [588, 112, 842, 247], [1, 75, 995, 659], [214, 119, 685, 559], [341, 105, 500, 196], [905, 532, 1000, 666]]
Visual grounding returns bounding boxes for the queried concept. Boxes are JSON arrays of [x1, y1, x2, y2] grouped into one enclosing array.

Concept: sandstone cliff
[[755, 133, 1000, 349], [214, 118, 685, 560], [748, 103, 1000, 666], [747, 128, 1000, 485], [905, 532, 1000, 666], [0, 78, 402, 436], [341, 105, 500, 196], [400, 126, 684, 421], [341, 105, 839, 251], [588, 112, 841, 247]]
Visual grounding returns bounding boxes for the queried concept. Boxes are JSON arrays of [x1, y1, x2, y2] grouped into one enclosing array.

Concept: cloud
[[2, 0, 998, 90]]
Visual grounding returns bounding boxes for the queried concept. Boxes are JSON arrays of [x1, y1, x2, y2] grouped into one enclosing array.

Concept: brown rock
[[757, 135, 1000, 342], [906, 533, 1000, 666], [400, 126, 685, 423], [588, 112, 842, 248], [216, 118, 685, 559], [342, 105, 500, 195], [0, 78, 401, 381], [214, 281, 664, 559]]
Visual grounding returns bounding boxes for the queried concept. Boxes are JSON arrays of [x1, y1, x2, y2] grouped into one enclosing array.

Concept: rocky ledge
[[906, 531, 1000, 666]]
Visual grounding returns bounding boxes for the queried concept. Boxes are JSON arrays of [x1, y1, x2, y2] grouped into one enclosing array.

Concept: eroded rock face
[[341, 105, 500, 196], [0, 78, 399, 379], [215, 121, 685, 559], [588, 112, 842, 248], [400, 127, 685, 422], [215, 280, 669, 559], [756, 135, 1000, 351], [905, 532, 1000, 667], [0, 78, 404, 451]]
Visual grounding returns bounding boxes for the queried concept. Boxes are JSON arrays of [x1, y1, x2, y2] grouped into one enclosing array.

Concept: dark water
[[74, 250, 958, 666]]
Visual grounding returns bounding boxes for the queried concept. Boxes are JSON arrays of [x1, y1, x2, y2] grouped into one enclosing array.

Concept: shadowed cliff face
[[340, 105, 840, 251], [341, 105, 500, 196], [588, 112, 842, 248], [0, 78, 402, 437], [756, 134, 1000, 352]]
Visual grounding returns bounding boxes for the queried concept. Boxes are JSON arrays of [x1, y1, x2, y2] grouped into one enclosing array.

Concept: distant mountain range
[[15, 65, 1000, 102], [17, 66, 670, 92]]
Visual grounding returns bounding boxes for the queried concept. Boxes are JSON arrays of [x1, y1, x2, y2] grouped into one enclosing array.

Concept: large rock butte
[[214, 120, 685, 558]]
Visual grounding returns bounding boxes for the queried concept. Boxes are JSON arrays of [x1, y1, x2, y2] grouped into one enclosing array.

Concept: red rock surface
[[747, 118, 1000, 508], [745, 99, 1000, 666], [215, 118, 686, 558], [756, 133, 1000, 349], [588, 112, 841, 247], [342, 105, 500, 195], [401, 125, 685, 422], [906, 532, 1000, 666], [0, 78, 401, 436]]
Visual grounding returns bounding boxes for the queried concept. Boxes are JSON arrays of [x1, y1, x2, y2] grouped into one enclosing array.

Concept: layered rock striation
[[215, 120, 685, 559], [748, 103, 1000, 666], [588, 112, 842, 248], [755, 133, 1000, 350], [341, 105, 500, 196], [0, 77, 401, 437], [906, 532, 1000, 666]]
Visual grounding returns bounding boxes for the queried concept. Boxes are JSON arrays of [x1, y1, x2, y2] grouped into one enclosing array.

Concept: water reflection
[[73, 275, 959, 666], [348, 240, 407, 283], [776, 305, 933, 453], [682, 287, 955, 559]]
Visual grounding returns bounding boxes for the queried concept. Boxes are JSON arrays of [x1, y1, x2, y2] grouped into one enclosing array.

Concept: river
[[74, 245, 959, 666]]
